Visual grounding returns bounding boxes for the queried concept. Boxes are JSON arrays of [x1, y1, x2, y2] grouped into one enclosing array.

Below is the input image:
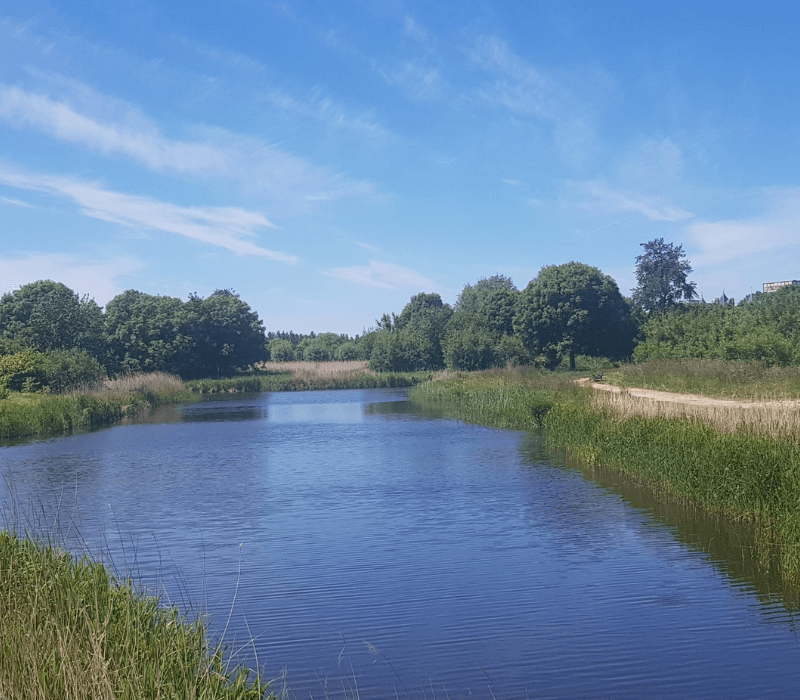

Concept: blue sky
[[2, 1, 799, 335]]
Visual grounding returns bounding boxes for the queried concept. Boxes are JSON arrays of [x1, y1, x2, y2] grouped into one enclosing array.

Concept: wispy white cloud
[[502, 178, 520, 186], [0, 85, 226, 172], [470, 36, 598, 163], [0, 195, 32, 208], [688, 187, 800, 266], [577, 181, 694, 222], [379, 61, 442, 100], [0, 83, 377, 209], [403, 15, 430, 43], [172, 35, 392, 142], [0, 165, 297, 262], [354, 240, 381, 254], [261, 86, 389, 141], [324, 260, 435, 290], [0, 252, 144, 305]]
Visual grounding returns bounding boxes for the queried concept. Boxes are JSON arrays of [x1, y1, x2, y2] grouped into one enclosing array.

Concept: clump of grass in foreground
[[0, 531, 274, 700], [410, 368, 800, 583], [188, 362, 429, 394], [610, 359, 800, 400]]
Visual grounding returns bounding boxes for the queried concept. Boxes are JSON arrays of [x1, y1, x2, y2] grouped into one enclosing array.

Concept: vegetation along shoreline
[[408, 362, 800, 584], [5, 238, 800, 694]]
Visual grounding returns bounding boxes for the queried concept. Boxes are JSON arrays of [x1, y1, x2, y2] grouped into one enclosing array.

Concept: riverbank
[[0, 373, 189, 439], [0, 363, 428, 439], [186, 361, 429, 394], [408, 366, 800, 583], [0, 530, 273, 699]]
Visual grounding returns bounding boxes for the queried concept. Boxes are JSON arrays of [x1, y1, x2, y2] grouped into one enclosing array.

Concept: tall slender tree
[[632, 238, 697, 312]]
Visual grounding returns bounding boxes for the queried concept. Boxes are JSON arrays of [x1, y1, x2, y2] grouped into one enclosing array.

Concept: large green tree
[[454, 274, 518, 335], [184, 289, 266, 378], [104, 290, 192, 375], [443, 275, 523, 370], [104, 288, 266, 378], [369, 293, 453, 371], [515, 262, 633, 370], [632, 238, 697, 312], [0, 280, 105, 356]]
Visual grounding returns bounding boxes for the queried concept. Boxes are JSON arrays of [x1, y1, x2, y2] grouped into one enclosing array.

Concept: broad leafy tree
[[104, 290, 192, 375], [268, 338, 295, 362], [515, 262, 633, 370], [0, 280, 105, 356], [184, 289, 266, 378], [369, 293, 453, 371], [105, 288, 266, 378], [632, 238, 697, 312], [455, 274, 518, 335], [444, 275, 522, 370], [299, 332, 348, 361]]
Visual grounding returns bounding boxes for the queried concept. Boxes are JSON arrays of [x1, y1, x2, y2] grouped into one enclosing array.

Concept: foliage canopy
[[632, 238, 697, 312], [515, 262, 633, 370]]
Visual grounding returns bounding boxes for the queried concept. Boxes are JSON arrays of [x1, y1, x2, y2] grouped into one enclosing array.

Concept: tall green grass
[[0, 372, 191, 439], [408, 368, 585, 430], [610, 358, 800, 400], [0, 531, 274, 699], [409, 367, 800, 582], [0, 394, 123, 439]]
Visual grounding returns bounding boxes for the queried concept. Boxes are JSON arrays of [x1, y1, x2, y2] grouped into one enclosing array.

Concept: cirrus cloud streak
[[0, 165, 297, 262], [325, 260, 435, 290]]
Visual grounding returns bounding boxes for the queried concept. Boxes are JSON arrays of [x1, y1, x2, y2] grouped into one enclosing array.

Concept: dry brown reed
[[593, 389, 800, 445], [67, 372, 185, 401], [259, 360, 374, 380]]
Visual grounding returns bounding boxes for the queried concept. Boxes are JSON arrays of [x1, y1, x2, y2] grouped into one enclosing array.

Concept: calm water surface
[[2, 388, 800, 699]]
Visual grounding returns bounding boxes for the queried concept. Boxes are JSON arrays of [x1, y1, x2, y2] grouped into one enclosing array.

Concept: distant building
[[763, 280, 800, 293], [714, 291, 733, 305]]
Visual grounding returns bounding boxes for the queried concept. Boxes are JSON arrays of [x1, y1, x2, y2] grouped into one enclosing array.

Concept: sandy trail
[[579, 379, 800, 410]]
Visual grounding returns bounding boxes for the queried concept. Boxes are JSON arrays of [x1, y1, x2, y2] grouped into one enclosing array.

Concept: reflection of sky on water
[[2, 387, 800, 699]]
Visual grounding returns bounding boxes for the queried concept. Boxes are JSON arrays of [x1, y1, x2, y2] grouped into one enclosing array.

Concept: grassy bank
[[0, 373, 189, 440], [187, 361, 429, 394], [0, 363, 427, 439], [409, 366, 800, 582], [0, 531, 272, 699]]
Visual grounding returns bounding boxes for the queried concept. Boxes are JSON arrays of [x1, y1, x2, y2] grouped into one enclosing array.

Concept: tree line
[[2, 238, 797, 391]]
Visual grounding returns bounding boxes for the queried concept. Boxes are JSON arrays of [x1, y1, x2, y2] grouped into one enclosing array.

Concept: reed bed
[[67, 371, 186, 404], [0, 372, 189, 439], [258, 360, 372, 378], [190, 363, 428, 394], [612, 359, 800, 400], [0, 531, 273, 699], [0, 394, 123, 439]]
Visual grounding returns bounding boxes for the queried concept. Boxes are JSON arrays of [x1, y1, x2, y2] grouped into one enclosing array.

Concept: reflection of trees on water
[[363, 398, 451, 422], [519, 431, 800, 614]]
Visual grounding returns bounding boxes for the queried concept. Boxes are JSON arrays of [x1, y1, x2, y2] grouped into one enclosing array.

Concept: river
[[2, 388, 800, 698]]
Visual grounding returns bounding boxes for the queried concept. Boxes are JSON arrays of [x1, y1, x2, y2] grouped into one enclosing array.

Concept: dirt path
[[578, 378, 800, 410]]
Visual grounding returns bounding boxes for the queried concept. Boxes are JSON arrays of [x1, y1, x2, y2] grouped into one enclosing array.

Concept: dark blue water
[[2, 388, 800, 699]]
